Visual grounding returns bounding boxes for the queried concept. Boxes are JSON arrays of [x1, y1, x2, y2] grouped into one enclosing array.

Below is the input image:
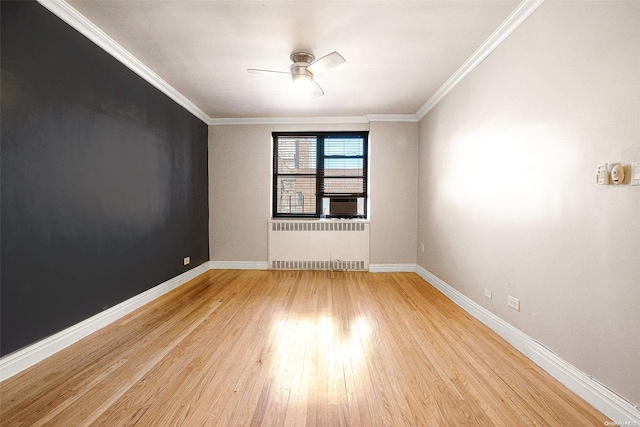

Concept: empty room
[[1, 0, 639, 425]]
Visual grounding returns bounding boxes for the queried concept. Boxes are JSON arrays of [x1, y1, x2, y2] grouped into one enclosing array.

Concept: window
[[273, 131, 368, 218]]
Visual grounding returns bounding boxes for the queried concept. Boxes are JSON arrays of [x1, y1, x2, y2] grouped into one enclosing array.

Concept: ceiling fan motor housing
[[290, 52, 315, 84]]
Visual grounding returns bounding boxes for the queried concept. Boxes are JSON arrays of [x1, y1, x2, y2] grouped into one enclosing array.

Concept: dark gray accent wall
[[1, 2, 209, 356]]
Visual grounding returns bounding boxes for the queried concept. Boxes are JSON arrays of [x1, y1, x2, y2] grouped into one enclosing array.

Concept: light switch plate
[[596, 163, 609, 185]]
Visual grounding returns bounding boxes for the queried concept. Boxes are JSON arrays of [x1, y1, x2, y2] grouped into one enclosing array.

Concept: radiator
[[268, 220, 370, 271]]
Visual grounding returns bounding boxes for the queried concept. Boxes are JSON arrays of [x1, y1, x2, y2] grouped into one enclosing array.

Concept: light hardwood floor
[[0, 270, 609, 426]]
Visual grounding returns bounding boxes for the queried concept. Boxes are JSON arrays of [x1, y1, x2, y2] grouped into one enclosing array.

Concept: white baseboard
[[208, 261, 269, 270], [0, 262, 210, 382], [369, 263, 417, 273], [415, 265, 640, 424]]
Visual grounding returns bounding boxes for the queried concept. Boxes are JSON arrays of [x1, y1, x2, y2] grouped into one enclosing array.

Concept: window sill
[[269, 218, 370, 223]]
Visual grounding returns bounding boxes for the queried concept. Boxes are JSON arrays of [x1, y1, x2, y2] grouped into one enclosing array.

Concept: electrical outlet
[[183, 256, 190, 266], [420, 243, 425, 253], [507, 295, 520, 311], [484, 288, 492, 299]]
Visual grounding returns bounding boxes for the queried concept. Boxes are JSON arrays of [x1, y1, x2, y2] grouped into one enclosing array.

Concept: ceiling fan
[[247, 51, 345, 98]]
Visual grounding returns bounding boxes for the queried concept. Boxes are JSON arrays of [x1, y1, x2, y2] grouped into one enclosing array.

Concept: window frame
[[272, 131, 369, 219]]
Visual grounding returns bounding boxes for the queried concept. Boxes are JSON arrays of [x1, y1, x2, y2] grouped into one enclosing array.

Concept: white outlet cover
[[484, 288, 492, 299], [508, 295, 520, 311]]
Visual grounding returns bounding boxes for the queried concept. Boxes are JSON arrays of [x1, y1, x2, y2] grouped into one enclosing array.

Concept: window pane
[[276, 137, 316, 174], [275, 176, 316, 214], [324, 137, 364, 157], [323, 158, 363, 177], [323, 177, 364, 194]]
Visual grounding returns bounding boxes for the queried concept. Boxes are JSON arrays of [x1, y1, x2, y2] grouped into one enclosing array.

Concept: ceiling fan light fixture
[[248, 50, 344, 98], [290, 65, 314, 93], [292, 72, 313, 86]]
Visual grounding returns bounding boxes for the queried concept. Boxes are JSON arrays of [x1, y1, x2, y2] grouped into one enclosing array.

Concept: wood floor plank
[[0, 270, 611, 426]]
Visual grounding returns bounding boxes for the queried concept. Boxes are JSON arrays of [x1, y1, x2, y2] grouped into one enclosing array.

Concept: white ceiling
[[64, 0, 521, 121]]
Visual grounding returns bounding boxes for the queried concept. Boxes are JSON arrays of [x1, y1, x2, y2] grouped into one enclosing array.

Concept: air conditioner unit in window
[[330, 198, 358, 216]]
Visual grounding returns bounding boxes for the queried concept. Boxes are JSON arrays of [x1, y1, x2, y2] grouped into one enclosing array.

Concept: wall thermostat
[[631, 161, 640, 186], [611, 164, 624, 185]]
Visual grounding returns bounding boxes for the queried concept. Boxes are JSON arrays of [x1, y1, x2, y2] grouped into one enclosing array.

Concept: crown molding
[[207, 114, 419, 126], [366, 114, 418, 123], [36, 0, 211, 124], [207, 116, 371, 126], [415, 0, 544, 121], [38, 0, 542, 127]]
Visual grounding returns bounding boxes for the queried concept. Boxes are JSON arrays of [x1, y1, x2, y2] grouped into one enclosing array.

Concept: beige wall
[[369, 121, 418, 264], [208, 121, 418, 265], [417, 1, 640, 405], [208, 124, 273, 262]]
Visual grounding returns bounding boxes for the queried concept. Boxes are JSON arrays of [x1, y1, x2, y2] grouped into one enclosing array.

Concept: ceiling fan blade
[[247, 68, 289, 76], [309, 80, 324, 98], [307, 51, 345, 74]]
